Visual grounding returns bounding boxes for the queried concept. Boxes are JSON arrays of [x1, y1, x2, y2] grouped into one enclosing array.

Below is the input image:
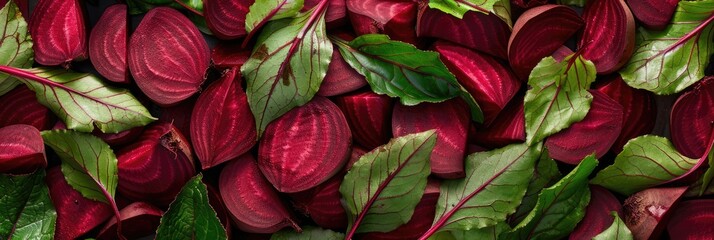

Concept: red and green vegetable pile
[[0, 0, 713, 239]]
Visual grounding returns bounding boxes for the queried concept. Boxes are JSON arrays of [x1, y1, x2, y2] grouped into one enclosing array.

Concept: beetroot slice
[[347, 0, 418, 44], [667, 199, 714, 239], [191, 68, 257, 170], [335, 91, 393, 149], [203, 0, 253, 39], [512, 0, 549, 9], [626, 0, 679, 30], [304, 0, 348, 27], [116, 122, 197, 207], [129, 7, 209, 106], [671, 76, 714, 158], [30, 0, 87, 66], [471, 95, 526, 149], [392, 99, 470, 179], [211, 41, 251, 70], [96, 202, 163, 240], [289, 174, 347, 230], [258, 96, 352, 193], [206, 184, 233, 235], [595, 74, 656, 153], [570, 186, 623, 240], [545, 90, 624, 164], [345, 146, 368, 171], [46, 167, 113, 240], [0, 124, 46, 174], [219, 154, 300, 233], [0, 86, 55, 130], [579, 0, 635, 74], [89, 4, 128, 83], [434, 41, 521, 124], [508, 4, 584, 80], [317, 44, 368, 97], [417, 6, 510, 59], [623, 187, 687, 240]]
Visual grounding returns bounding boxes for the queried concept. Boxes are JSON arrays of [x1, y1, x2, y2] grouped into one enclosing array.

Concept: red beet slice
[[96, 202, 163, 240], [0, 124, 46, 174], [595, 74, 657, 153], [361, 179, 440, 239], [46, 167, 113, 240], [206, 184, 233, 235], [508, 4, 584, 79], [417, 7, 511, 59], [211, 41, 251, 70], [304, 0, 348, 28], [347, 0, 418, 44], [335, 91, 393, 149], [116, 122, 197, 207], [316, 45, 368, 97], [623, 187, 687, 240], [30, 0, 87, 66], [157, 96, 196, 142], [93, 126, 144, 148], [434, 41, 521, 124], [471, 96, 526, 149], [667, 199, 714, 239], [626, 0, 679, 30], [219, 154, 300, 233], [570, 186, 623, 240], [545, 90, 624, 164], [512, 0, 549, 9], [89, 4, 128, 83], [671, 76, 714, 158], [579, 0, 635, 74], [552, 45, 574, 62], [203, 0, 253, 39], [392, 99, 470, 179], [289, 174, 347, 230], [0, 86, 55, 130], [129, 7, 210, 106], [258, 97, 351, 192], [191, 68, 256, 170], [345, 146, 368, 171]]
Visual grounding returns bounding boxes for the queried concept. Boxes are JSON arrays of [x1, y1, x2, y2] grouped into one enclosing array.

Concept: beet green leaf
[[428, 0, 512, 27], [0, 0, 33, 96], [509, 151, 561, 225], [156, 174, 227, 240], [245, 0, 304, 34], [270, 226, 344, 240], [0, 171, 56, 240], [592, 212, 633, 240]]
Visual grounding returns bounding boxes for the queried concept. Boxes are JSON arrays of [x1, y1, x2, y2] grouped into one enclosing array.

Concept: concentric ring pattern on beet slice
[[219, 154, 300, 233], [258, 96, 352, 193], [392, 99, 470, 179], [626, 0, 679, 30], [671, 76, 714, 158], [0, 124, 46, 174], [289, 174, 348, 231], [30, 0, 87, 66], [471, 95, 527, 149], [667, 199, 714, 239], [317, 45, 368, 97], [335, 91, 393, 150], [347, 0, 418, 44], [129, 7, 210, 106], [96, 202, 163, 240], [211, 41, 251, 70], [204, 0, 252, 40], [545, 90, 624, 164], [89, 4, 128, 83], [579, 0, 635, 74]]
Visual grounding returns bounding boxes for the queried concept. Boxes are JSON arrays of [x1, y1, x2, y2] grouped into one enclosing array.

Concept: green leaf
[[340, 130, 437, 236], [619, 0, 714, 94], [332, 34, 484, 122], [428, 0, 498, 18], [242, 5, 332, 136], [41, 130, 118, 203], [448, 222, 512, 240], [556, 0, 587, 7], [0, 67, 156, 133], [524, 54, 596, 145], [422, 143, 542, 238], [492, 0, 513, 28], [590, 135, 698, 195], [698, 146, 714, 195], [155, 174, 227, 240], [503, 155, 598, 240], [270, 226, 344, 240], [509, 151, 561, 225], [0, 0, 33, 96], [0, 171, 56, 240], [592, 212, 633, 240], [245, 0, 305, 33]]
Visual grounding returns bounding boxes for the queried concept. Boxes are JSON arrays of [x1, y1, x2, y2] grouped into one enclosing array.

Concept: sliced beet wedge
[[335, 91, 393, 149], [0, 86, 55, 130], [671, 76, 714, 158], [211, 41, 251, 70], [203, 0, 253, 39], [89, 4, 128, 83], [347, 0, 418, 44], [626, 0, 679, 30], [30, 0, 87, 66], [417, 6, 510, 59], [667, 199, 714, 239], [191, 68, 256, 170], [317, 44, 368, 97], [0, 124, 46, 174], [570, 185, 623, 240], [508, 4, 584, 79], [258, 96, 352, 193], [392, 99, 470, 179], [512, 0, 549, 9], [96, 202, 163, 240], [434, 41, 521, 124], [206, 183, 233, 235], [471, 95, 526, 149], [345, 146, 368, 171], [623, 187, 687, 240], [116, 122, 197, 207], [595, 74, 657, 153], [579, 0, 635, 74], [219, 154, 300, 233], [545, 90, 624, 164], [46, 167, 113, 240], [304, 0, 348, 28], [129, 7, 210, 106], [289, 174, 347, 230]]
